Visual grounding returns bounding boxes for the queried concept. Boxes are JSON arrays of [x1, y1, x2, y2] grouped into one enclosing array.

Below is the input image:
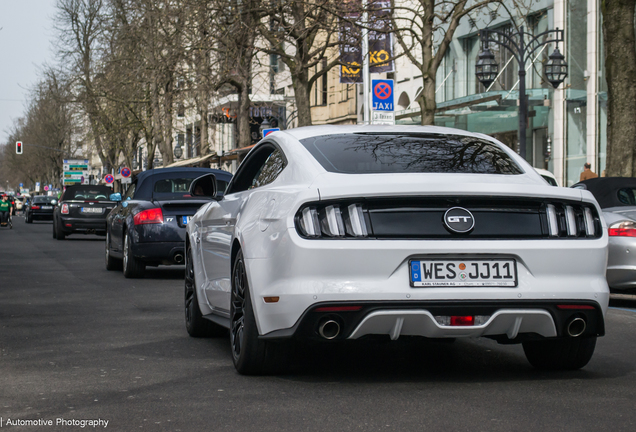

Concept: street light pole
[[476, 26, 567, 160]]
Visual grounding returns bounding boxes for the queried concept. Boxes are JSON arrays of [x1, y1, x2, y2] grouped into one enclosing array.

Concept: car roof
[[573, 177, 636, 208], [275, 124, 494, 142]]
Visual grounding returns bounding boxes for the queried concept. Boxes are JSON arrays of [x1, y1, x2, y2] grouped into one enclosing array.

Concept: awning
[[162, 153, 218, 168]]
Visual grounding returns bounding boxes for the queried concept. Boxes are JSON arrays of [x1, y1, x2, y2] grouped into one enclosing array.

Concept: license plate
[[182, 216, 192, 225], [41, 206, 53, 210], [81, 207, 102, 214], [410, 259, 517, 287]]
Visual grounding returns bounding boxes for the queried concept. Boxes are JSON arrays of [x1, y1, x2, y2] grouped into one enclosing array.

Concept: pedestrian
[[580, 162, 598, 181], [0, 194, 14, 227]]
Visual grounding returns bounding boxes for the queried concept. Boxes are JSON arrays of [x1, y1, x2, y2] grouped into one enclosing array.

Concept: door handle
[[193, 232, 200, 244]]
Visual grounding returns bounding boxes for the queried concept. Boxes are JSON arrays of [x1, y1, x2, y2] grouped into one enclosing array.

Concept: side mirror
[[189, 173, 217, 199], [110, 193, 122, 202]]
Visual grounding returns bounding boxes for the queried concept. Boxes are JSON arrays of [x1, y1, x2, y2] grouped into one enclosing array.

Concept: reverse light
[[61, 203, 69, 214], [546, 204, 559, 236], [320, 205, 345, 237], [565, 206, 577, 236], [608, 220, 636, 237], [134, 208, 164, 225]]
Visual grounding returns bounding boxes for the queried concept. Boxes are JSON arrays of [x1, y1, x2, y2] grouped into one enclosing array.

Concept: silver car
[[574, 177, 636, 291]]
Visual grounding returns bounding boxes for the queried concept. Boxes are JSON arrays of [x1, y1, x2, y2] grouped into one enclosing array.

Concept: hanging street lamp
[[475, 26, 567, 160]]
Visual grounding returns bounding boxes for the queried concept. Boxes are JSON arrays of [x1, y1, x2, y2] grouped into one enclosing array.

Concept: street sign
[[104, 174, 114, 184], [19, 183, 23, 188], [63, 159, 90, 186], [372, 79, 394, 111], [372, 111, 396, 125], [44, 186, 50, 191], [35, 182, 41, 192], [262, 128, 280, 137], [121, 167, 131, 178]]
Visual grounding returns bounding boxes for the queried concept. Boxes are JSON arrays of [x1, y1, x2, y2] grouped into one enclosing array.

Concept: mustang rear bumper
[[259, 300, 605, 341]]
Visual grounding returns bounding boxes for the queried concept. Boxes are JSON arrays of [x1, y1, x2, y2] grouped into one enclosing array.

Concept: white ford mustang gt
[[185, 125, 609, 375]]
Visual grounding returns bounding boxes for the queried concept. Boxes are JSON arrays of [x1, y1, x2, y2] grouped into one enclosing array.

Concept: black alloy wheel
[[55, 217, 66, 240], [123, 231, 145, 278], [105, 230, 121, 271], [185, 244, 225, 337], [230, 250, 287, 375]]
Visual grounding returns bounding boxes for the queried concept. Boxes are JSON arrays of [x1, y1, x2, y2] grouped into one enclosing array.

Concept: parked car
[[535, 168, 559, 186], [185, 125, 609, 375], [24, 195, 57, 223], [105, 167, 232, 278], [573, 177, 636, 292], [53, 185, 116, 240]]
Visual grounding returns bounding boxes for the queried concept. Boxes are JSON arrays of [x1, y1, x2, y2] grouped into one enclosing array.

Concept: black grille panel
[[294, 197, 602, 240]]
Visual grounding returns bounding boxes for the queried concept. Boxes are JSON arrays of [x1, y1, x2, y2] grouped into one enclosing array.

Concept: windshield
[[153, 177, 229, 199], [66, 188, 112, 201], [33, 196, 57, 204], [300, 133, 523, 175]]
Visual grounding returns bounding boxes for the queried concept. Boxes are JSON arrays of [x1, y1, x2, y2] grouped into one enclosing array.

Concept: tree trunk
[[602, 0, 636, 177], [419, 72, 436, 125], [293, 68, 312, 127], [237, 80, 252, 148]]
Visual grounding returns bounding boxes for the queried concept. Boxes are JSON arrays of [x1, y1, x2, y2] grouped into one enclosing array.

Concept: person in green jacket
[[0, 194, 13, 228]]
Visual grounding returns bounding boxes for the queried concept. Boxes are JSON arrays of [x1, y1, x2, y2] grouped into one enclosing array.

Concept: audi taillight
[[134, 208, 163, 225], [61, 204, 69, 214], [608, 220, 636, 237]]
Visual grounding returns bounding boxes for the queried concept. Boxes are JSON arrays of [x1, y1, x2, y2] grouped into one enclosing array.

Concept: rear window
[[300, 134, 522, 175], [153, 177, 229, 199], [33, 196, 57, 204], [617, 188, 636, 206], [66, 188, 112, 201]]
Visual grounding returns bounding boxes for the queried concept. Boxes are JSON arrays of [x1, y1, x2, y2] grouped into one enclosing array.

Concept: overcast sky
[[0, 0, 58, 144]]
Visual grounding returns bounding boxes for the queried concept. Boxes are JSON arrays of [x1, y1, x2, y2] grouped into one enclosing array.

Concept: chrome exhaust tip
[[174, 253, 184, 264], [318, 319, 341, 340], [567, 317, 586, 337]]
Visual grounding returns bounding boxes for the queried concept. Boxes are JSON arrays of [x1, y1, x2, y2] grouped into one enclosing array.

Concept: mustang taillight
[[31, 205, 41, 210], [297, 203, 368, 239], [61, 203, 69, 214], [545, 203, 600, 238], [608, 220, 636, 237], [134, 208, 163, 225]]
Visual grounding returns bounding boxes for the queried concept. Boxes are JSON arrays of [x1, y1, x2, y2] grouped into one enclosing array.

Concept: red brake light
[[450, 316, 474, 326], [609, 221, 636, 237], [556, 305, 595, 310], [134, 208, 163, 225], [32, 205, 41, 210], [61, 203, 69, 214]]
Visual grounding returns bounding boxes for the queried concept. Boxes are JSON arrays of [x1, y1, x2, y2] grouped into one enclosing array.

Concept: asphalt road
[[1, 217, 635, 432]]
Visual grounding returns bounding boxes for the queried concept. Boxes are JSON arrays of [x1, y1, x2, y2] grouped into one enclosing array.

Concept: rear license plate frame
[[409, 258, 518, 288]]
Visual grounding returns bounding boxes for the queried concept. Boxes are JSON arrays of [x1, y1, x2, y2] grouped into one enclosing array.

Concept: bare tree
[[602, 0, 636, 177]]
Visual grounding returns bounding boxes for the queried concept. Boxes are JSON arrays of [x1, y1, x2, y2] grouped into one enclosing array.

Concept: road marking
[[609, 307, 636, 313]]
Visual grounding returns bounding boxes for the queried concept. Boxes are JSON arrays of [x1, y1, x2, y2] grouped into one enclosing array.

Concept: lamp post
[[173, 141, 183, 159], [475, 26, 568, 160]]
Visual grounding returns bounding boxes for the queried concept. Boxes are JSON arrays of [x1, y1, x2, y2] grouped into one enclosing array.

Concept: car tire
[[522, 336, 597, 370], [185, 244, 226, 337], [230, 250, 287, 375], [105, 231, 122, 271], [123, 231, 145, 278], [56, 218, 66, 240]]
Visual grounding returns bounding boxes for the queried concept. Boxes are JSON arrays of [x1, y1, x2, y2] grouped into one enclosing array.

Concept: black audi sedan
[[53, 185, 117, 240], [25, 195, 57, 223], [105, 167, 232, 278]]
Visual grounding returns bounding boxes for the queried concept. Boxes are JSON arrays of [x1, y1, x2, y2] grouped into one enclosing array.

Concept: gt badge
[[443, 207, 475, 233]]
